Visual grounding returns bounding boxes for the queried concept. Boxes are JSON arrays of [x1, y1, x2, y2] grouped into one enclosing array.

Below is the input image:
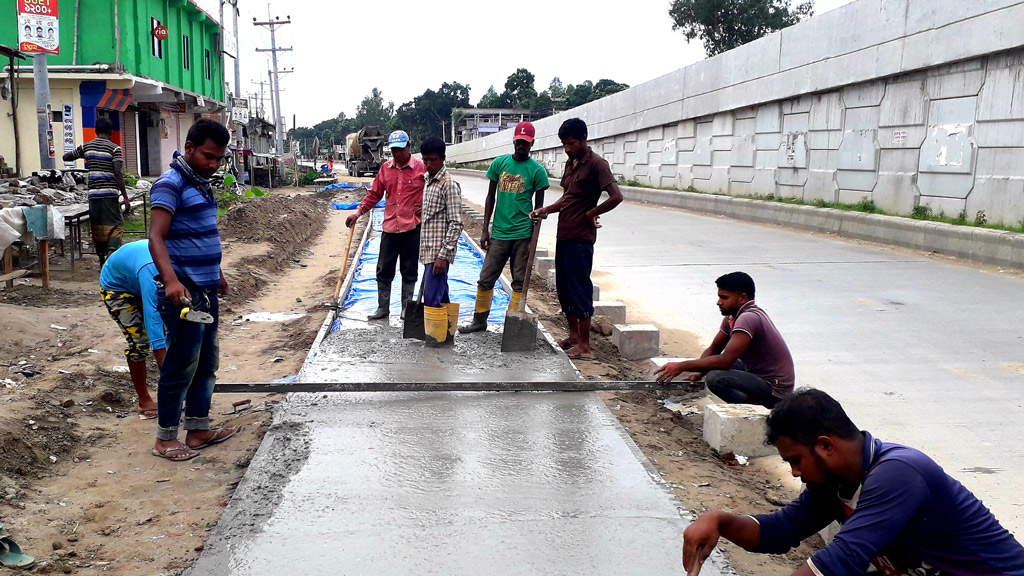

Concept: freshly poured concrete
[[189, 391, 728, 575]]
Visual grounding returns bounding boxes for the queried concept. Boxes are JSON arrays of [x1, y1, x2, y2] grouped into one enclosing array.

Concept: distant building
[[0, 0, 225, 177], [453, 108, 551, 143]]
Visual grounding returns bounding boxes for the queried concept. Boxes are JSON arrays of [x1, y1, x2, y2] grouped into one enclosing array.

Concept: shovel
[[326, 219, 358, 311], [180, 295, 214, 324], [500, 220, 543, 352], [403, 280, 426, 340]]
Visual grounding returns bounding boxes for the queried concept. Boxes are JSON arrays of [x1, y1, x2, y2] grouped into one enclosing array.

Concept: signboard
[[231, 98, 249, 125], [152, 25, 168, 41], [222, 31, 237, 58], [196, 95, 205, 108], [18, 0, 60, 55], [478, 122, 499, 134], [163, 103, 187, 113], [62, 104, 75, 168], [892, 130, 908, 145]]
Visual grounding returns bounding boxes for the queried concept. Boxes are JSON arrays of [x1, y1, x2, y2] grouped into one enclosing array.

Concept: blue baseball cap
[[388, 130, 410, 149]]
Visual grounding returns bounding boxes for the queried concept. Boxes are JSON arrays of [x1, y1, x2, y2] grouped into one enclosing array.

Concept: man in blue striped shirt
[[148, 119, 238, 462]]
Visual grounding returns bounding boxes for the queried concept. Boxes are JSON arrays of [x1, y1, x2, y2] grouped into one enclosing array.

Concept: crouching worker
[[683, 388, 1024, 576], [418, 137, 464, 347], [99, 240, 165, 419], [460, 122, 549, 333]]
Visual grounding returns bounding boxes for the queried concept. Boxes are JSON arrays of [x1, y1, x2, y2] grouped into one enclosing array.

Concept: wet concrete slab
[[188, 391, 729, 576]]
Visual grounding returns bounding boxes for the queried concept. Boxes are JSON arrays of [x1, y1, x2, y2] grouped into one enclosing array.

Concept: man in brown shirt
[[531, 118, 623, 360]]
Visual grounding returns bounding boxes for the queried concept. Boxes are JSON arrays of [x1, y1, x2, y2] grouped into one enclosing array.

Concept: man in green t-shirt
[[459, 122, 550, 333]]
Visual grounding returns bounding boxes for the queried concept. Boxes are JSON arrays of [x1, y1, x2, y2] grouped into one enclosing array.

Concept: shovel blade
[[403, 302, 426, 340], [501, 310, 539, 352]]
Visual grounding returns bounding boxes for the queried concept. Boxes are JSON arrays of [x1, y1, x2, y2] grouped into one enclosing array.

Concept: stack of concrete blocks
[[0, 156, 14, 177], [449, 1, 1024, 229]]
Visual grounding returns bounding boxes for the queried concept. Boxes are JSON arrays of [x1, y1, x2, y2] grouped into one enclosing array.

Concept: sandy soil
[[0, 185, 360, 575], [1, 176, 815, 575]]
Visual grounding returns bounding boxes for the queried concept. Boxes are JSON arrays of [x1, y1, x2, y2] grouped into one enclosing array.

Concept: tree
[[530, 91, 553, 112], [668, 0, 813, 56], [504, 68, 537, 109], [592, 79, 630, 100], [355, 87, 395, 131], [565, 80, 593, 108], [477, 85, 514, 109], [548, 77, 566, 101], [394, 81, 474, 145]]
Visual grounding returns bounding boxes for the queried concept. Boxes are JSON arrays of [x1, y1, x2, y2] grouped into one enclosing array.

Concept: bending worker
[[346, 130, 426, 320], [683, 388, 1024, 576], [460, 122, 549, 333], [99, 240, 164, 419], [655, 271, 793, 408]]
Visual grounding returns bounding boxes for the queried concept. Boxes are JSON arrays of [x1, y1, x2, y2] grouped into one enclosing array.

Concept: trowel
[[180, 296, 214, 324], [500, 219, 543, 352]]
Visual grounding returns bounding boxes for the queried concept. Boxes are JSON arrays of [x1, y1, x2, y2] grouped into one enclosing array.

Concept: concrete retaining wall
[[448, 0, 1024, 227]]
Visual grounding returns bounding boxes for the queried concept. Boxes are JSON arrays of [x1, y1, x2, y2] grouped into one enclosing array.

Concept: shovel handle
[[333, 219, 358, 301], [516, 219, 543, 312]]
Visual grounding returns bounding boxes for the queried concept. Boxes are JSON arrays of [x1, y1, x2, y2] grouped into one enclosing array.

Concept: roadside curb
[[450, 168, 1024, 270]]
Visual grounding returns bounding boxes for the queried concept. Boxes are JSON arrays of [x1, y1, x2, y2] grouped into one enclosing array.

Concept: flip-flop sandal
[[557, 339, 574, 351], [566, 351, 595, 361], [151, 444, 199, 462], [0, 535, 35, 569], [189, 426, 241, 450], [138, 407, 158, 420]]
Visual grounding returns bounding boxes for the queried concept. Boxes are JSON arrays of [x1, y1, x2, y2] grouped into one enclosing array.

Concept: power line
[[253, 7, 291, 154]]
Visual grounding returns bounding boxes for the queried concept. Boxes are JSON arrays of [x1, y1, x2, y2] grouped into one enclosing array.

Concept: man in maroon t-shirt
[[654, 271, 794, 408]]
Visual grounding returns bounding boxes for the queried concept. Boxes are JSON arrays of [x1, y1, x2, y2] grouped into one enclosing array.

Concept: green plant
[[298, 171, 320, 186], [244, 187, 264, 198], [973, 210, 988, 227], [956, 210, 968, 224], [623, 179, 643, 187], [123, 171, 138, 187], [854, 197, 877, 213], [911, 205, 932, 220]]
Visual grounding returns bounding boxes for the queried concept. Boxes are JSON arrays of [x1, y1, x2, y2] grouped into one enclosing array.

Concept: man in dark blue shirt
[[683, 389, 1024, 576]]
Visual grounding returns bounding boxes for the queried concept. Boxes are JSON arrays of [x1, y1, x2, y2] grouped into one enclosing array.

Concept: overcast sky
[[195, 0, 857, 129]]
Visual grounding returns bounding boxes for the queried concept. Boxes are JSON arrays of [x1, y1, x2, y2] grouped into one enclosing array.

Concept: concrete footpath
[[187, 224, 728, 575], [455, 172, 1024, 536]]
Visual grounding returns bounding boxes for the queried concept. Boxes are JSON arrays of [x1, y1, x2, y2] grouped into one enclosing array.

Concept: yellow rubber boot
[[508, 291, 523, 313], [459, 289, 492, 334], [424, 306, 448, 347], [445, 303, 460, 345]]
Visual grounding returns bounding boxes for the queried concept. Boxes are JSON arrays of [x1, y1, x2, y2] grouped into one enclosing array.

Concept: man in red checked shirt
[[346, 130, 427, 320]]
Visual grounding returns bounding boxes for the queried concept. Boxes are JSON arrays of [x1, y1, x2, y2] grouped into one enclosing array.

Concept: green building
[[1, 0, 228, 176]]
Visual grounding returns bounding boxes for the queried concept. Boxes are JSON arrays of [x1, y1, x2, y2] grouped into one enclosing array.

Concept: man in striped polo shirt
[[63, 117, 131, 266], [148, 119, 238, 462]]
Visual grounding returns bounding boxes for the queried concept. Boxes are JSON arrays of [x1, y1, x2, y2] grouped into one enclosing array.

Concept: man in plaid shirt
[[417, 137, 464, 347]]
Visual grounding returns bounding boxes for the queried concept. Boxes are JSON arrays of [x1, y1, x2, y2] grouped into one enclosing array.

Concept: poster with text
[[62, 104, 75, 168], [18, 0, 60, 55]]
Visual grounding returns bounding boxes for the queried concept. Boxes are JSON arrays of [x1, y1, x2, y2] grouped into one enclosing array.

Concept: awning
[[97, 89, 133, 111]]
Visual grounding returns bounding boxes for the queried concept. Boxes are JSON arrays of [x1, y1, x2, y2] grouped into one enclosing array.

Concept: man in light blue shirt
[[99, 240, 165, 418]]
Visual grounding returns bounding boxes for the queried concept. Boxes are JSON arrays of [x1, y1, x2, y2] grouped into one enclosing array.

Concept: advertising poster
[[62, 104, 75, 168], [18, 0, 60, 55]]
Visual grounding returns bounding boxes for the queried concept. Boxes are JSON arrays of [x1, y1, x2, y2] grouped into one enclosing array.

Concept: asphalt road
[[457, 171, 1024, 536]]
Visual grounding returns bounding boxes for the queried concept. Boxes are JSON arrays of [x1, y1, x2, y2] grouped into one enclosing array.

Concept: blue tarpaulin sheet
[[322, 182, 363, 191], [332, 209, 510, 333], [331, 199, 385, 210]]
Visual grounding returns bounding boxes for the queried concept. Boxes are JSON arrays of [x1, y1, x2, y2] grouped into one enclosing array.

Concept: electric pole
[[33, 54, 55, 170], [253, 9, 291, 155]]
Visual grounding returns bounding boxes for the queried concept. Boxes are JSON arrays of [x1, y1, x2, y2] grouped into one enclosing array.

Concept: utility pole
[[253, 9, 291, 155], [33, 55, 55, 170]]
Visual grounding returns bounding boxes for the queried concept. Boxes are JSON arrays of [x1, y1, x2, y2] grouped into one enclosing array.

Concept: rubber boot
[[399, 281, 415, 320], [458, 288, 493, 333], [424, 305, 448, 347], [508, 291, 523, 313], [367, 281, 391, 320], [444, 303, 460, 346]]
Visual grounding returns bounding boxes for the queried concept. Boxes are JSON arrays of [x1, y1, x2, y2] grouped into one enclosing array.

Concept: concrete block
[[926, 66, 986, 100], [903, 3, 1024, 72], [712, 113, 734, 136], [880, 80, 929, 127], [593, 301, 627, 324], [836, 169, 878, 192], [611, 324, 661, 360], [919, 196, 967, 219], [535, 256, 555, 276], [647, 357, 694, 380], [783, 112, 810, 133], [546, 269, 557, 289], [975, 120, 1024, 147], [978, 66, 1024, 121], [777, 167, 809, 187], [843, 80, 886, 108], [809, 92, 844, 130], [873, 173, 918, 215], [782, 96, 813, 115], [807, 130, 842, 151], [592, 284, 600, 301], [879, 148, 922, 174], [918, 172, 975, 199], [756, 102, 782, 133], [703, 403, 775, 458], [778, 133, 808, 169], [970, 228, 1015, 267], [977, 148, 1024, 178], [756, 133, 783, 151], [838, 189, 874, 206], [878, 126, 927, 149], [967, 178, 1024, 226], [731, 166, 756, 184], [805, 170, 838, 204], [534, 247, 549, 259]]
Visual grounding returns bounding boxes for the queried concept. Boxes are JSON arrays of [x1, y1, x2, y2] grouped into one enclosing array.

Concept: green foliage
[[973, 210, 988, 226], [298, 171, 320, 186], [911, 205, 932, 219], [669, 0, 814, 56], [123, 171, 138, 187], [394, 81, 473, 146], [224, 174, 235, 187], [853, 197, 878, 213], [355, 88, 396, 133], [592, 79, 630, 100], [504, 68, 537, 109]]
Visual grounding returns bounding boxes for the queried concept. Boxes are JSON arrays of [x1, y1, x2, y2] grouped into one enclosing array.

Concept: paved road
[[457, 172, 1024, 536]]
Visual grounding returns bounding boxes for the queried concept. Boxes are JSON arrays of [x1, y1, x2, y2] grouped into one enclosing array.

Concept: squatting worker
[[148, 119, 239, 462], [63, 117, 131, 266], [417, 137, 464, 347], [459, 122, 549, 334], [346, 130, 426, 320], [655, 271, 794, 409], [682, 388, 1024, 576], [530, 118, 622, 361], [99, 240, 165, 419]]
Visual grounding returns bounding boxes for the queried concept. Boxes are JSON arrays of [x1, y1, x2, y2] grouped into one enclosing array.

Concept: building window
[[182, 35, 191, 71], [204, 49, 211, 80], [151, 18, 163, 59]]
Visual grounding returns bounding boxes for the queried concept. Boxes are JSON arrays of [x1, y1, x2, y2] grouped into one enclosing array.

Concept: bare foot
[[152, 440, 198, 461], [186, 426, 241, 450], [565, 346, 595, 360]]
